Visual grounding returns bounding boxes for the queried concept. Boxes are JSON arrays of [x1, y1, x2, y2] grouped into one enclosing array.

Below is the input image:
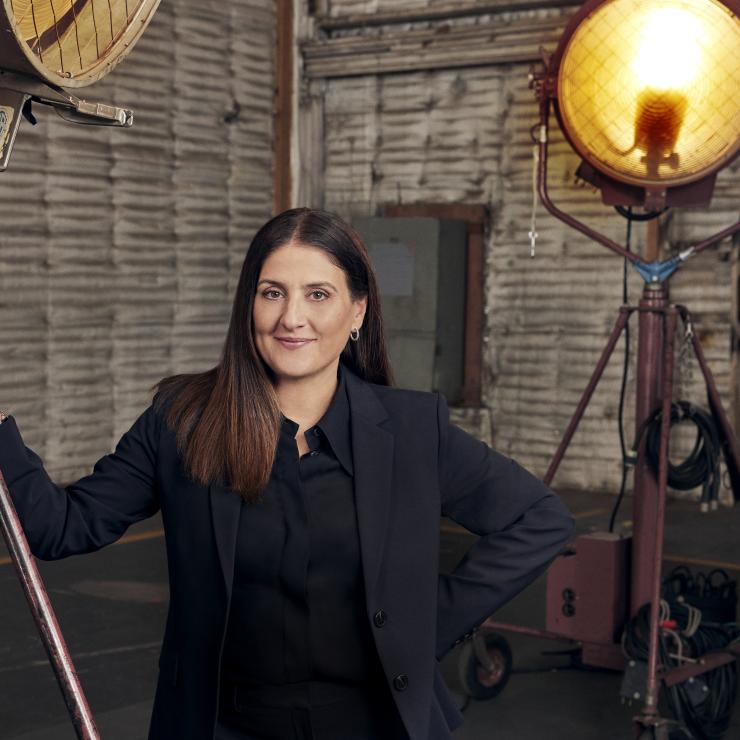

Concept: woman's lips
[[275, 337, 316, 350]]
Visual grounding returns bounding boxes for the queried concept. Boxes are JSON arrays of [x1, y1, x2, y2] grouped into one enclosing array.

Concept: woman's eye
[[262, 289, 282, 299]]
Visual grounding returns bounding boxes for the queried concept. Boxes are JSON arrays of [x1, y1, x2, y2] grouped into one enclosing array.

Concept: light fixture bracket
[[0, 70, 132, 170]]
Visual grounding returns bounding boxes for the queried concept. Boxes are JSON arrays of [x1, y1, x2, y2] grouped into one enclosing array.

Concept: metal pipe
[[544, 306, 633, 486], [535, 99, 640, 265], [480, 619, 576, 642], [663, 643, 740, 687], [676, 305, 740, 502], [642, 308, 677, 717], [631, 283, 667, 615], [690, 220, 740, 257], [0, 469, 100, 739]]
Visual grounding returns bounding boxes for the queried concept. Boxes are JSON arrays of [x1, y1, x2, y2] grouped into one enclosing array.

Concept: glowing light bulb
[[556, 0, 740, 190], [632, 7, 704, 91]]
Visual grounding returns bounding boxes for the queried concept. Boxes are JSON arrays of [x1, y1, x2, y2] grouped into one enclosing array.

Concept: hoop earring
[[350, 327, 360, 342]]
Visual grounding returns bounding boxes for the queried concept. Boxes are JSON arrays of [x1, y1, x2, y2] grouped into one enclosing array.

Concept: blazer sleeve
[[0, 405, 162, 561], [435, 393, 575, 659]]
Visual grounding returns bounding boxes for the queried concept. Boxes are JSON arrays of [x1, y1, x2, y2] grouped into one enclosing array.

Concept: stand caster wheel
[[457, 631, 512, 700]]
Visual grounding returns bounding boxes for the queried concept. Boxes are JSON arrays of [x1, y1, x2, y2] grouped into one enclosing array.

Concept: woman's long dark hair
[[153, 208, 393, 501]]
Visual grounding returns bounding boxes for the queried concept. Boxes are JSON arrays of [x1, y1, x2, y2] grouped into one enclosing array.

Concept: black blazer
[[0, 368, 574, 740]]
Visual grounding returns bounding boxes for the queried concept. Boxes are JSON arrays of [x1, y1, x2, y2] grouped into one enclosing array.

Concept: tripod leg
[[0, 470, 100, 740], [680, 307, 740, 503], [641, 309, 677, 722], [544, 307, 632, 486]]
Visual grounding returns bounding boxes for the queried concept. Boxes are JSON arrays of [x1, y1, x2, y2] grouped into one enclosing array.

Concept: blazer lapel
[[209, 483, 241, 594], [345, 370, 395, 603]]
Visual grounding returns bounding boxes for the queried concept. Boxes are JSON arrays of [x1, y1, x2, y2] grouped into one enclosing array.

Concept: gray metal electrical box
[[353, 217, 467, 402]]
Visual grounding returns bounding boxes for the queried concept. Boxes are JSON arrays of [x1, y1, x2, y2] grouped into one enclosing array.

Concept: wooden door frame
[[274, 0, 294, 214]]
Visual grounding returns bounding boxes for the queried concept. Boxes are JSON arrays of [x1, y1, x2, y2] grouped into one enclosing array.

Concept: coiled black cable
[[622, 600, 740, 739], [632, 401, 722, 509]]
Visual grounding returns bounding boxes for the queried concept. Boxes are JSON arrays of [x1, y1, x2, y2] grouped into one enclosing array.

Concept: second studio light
[[551, 0, 740, 208], [0, 0, 160, 86], [0, 0, 161, 169]]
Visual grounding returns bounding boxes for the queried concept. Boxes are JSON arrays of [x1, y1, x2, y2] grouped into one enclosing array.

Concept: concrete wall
[[0, 0, 276, 482]]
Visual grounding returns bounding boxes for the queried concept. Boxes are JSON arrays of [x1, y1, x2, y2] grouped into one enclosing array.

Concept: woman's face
[[253, 241, 367, 386]]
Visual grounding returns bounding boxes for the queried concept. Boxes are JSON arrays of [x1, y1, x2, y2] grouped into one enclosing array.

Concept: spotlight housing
[[0, 0, 160, 87], [548, 0, 740, 208], [0, 0, 161, 169]]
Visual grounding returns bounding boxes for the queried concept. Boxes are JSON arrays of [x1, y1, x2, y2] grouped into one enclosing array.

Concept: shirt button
[[313, 428, 321, 437], [393, 674, 409, 692], [373, 609, 387, 628], [309, 451, 319, 457]]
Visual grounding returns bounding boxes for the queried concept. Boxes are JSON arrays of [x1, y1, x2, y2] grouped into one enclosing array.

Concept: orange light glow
[[632, 8, 703, 91], [557, 0, 740, 187]]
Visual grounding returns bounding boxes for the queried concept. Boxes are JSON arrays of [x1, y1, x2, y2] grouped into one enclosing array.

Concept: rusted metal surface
[[641, 308, 676, 719], [662, 642, 740, 687], [691, 220, 740, 257], [535, 98, 639, 264], [679, 304, 740, 502], [0, 469, 99, 739], [0, 0, 276, 484], [631, 285, 667, 615], [307, 1, 740, 495], [480, 619, 570, 642], [544, 306, 633, 486]]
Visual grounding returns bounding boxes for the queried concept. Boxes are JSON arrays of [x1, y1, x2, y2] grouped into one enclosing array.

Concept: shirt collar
[[315, 365, 353, 475]]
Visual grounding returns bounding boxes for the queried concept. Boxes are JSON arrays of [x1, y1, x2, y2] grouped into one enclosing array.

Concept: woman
[[0, 208, 574, 740]]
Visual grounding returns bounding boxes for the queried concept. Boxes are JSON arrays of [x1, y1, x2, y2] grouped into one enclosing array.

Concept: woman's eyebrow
[[257, 279, 337, 291]]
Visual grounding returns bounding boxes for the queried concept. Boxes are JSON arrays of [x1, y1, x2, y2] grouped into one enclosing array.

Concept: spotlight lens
[[557, 0, 740, 187], [5, 0, 159, 86]]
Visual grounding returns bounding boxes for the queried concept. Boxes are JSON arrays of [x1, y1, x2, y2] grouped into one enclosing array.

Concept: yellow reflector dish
[[557, 0, 740, 188], [3, 0, 159, 87]]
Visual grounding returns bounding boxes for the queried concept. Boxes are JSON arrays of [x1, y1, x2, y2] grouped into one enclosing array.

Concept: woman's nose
[[279, 296, 307, 330]]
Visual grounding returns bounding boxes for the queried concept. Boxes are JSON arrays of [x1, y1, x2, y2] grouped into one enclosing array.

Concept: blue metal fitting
[[633, 256, 682, 284]]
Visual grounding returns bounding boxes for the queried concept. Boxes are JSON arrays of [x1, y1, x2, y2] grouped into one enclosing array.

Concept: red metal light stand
[[0, 469, 100, 739], [474, 66, 740, 738]]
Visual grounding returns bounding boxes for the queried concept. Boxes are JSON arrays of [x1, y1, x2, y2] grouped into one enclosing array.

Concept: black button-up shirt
[[220, 368, 381, 689]]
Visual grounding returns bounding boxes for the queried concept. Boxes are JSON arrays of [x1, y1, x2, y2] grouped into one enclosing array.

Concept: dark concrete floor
[[1, 488, 739, 739]]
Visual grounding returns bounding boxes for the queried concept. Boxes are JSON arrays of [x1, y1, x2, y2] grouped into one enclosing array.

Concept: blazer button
[[373, 609, 387, 628], [393, 673, 409, 692]]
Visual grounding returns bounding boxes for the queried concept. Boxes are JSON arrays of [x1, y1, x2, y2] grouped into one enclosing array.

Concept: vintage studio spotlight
[[458, 1, 740, 738], [0, 0, 161, 169], [0, 2, 160, 738]]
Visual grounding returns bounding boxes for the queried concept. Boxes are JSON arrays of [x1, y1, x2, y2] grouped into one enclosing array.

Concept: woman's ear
[[353, 296, 368, 329]]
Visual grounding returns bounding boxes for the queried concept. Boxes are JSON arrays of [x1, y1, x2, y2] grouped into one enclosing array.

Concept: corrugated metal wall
[[0, 0, 276, 483], [303, 1, 740, 495]]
